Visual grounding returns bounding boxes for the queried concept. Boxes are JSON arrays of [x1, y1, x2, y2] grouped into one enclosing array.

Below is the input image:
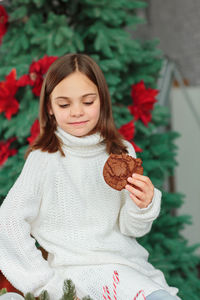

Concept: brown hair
[[26, 53, 128, 157]]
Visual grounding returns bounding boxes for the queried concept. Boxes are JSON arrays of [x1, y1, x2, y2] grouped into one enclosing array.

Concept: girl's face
[[49, 71, 100, 137]]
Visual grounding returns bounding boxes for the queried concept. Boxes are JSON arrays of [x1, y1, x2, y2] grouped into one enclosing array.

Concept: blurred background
[[0, 0, 200, 299], [134, 0, 200, 254]]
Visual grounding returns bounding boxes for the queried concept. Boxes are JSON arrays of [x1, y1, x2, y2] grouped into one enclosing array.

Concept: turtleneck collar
[[55, 127, 106, 157]]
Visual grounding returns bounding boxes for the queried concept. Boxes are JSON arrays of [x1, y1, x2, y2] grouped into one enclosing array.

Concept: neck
[[55, 127, 106, 157]]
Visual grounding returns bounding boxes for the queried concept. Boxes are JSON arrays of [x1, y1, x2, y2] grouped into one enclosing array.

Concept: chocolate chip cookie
[[103, 153, 143, 191]]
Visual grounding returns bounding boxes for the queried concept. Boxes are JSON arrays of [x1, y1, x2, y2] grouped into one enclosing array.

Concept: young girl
[[0, 54, 181, 300]]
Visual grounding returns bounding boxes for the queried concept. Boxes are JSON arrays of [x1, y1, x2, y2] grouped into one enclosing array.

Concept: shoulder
[[122, 140, 137, 158], [7, 150, 53, 194], [25, 149, 62, 171], [24, 149, 58, 172], [17, 149, 60, 188], [25, 149, 48, 164]]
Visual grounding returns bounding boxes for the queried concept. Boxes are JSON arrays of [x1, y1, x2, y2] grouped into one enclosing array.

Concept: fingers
[[131, 173, 151, 184], [125, 184, 145, 200], [129, 193, 148, 209], [127, 174, 153, 192], [125, 183, 152, 208], [125, 173, 154, 209], [127, 177, 146, 192]]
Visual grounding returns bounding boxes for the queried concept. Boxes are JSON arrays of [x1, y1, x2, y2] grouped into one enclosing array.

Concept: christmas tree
[[0, 1, 200, 299]]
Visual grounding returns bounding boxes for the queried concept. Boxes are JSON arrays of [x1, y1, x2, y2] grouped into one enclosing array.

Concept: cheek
[[90, 103, 100, 121], [54, 110, 69, 123]]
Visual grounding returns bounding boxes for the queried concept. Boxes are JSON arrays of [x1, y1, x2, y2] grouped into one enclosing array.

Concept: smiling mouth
[[69, 121, 88, 125]]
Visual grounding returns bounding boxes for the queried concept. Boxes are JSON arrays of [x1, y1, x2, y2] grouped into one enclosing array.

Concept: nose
[[70, 104, 84, 117]]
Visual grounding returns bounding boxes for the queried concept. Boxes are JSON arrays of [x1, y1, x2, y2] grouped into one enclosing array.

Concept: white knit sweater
[[0, 127, 179, 300]]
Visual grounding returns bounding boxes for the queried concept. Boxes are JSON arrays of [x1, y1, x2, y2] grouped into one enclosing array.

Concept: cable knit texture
[[0, 127, 179, 300]]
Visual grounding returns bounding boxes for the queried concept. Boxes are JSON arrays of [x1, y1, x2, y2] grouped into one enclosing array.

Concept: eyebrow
[[54, 93, 97, 100]]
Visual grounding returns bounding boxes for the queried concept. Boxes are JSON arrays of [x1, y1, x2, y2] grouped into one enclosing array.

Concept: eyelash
[[59, 102, 94, 108], [59, 104, 69, 108], [84, 102, 94, 105]]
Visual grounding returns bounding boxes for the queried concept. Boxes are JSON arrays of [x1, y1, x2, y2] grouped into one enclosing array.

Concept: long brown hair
[[26, 53, 128, 157]]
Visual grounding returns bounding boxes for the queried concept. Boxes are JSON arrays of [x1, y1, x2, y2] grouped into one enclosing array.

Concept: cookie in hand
[[103, 153, 143, 191]]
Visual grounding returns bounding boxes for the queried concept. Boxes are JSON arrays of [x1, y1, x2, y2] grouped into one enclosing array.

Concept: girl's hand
[[125, 173, 154, 209]]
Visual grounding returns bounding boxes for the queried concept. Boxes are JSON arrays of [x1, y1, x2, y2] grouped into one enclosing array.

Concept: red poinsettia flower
[[27, 119, 40, 144], [18, 55, 58, 96], [0, 137, 17, 166], [128, 80, 159, 126], [0, 5, 8, 45], [118, 121, 142, 153], [0, 69, 19, 119]]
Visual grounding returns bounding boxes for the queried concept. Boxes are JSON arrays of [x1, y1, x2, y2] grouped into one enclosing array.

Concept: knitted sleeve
[[0, 150, 56, 297], [119, 141, 161, 238]]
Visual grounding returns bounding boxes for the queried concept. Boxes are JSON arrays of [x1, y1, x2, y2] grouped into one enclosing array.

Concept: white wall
[[170, 87, 200, 254], [134, 0, 200, 85]]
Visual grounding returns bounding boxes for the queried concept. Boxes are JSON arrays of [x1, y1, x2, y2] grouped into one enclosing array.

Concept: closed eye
[[59, 104, 70, 108], [59, 101, 94, 108], [83, 102, 94, 105]]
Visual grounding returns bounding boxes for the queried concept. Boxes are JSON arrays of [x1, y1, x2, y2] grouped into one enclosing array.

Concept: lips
[[69, 121, 88, 125]]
